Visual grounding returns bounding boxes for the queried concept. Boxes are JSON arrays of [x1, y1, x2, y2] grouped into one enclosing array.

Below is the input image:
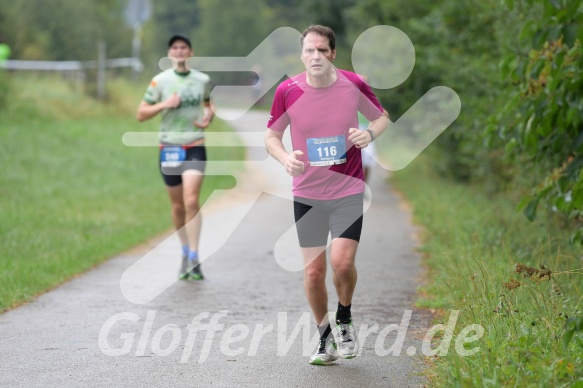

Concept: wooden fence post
[[97, 41, 106, 101]]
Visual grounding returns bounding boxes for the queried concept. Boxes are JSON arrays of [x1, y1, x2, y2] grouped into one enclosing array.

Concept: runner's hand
[[194, 107, 214, 129], [348, 127, 370, 149], [164, 92, 181, 109], [284, 150, 305, 177]]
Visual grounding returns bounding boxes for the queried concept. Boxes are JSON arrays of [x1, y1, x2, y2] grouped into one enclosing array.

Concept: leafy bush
[[486, 0, 583, 242]]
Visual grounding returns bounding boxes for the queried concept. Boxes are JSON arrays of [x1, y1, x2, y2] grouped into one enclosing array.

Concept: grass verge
[[0, 74, 244, 311], [390, 155, 583, 387]]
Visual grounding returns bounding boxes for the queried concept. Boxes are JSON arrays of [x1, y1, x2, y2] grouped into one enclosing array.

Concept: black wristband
[[366, 128, 375, 142]]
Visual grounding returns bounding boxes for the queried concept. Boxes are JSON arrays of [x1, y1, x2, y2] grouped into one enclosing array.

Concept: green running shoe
[[186, 261, 204, 281]]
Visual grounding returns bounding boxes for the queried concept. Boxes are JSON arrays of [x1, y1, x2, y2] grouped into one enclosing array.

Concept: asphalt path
[[0, 110, 431, 387]]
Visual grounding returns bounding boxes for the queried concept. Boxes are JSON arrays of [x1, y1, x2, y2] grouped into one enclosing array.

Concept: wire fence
[[3, 47, 143, 100], [4, 58, 142, 71]]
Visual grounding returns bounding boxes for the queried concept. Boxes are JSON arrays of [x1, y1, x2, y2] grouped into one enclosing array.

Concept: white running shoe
[[309, 335, 339, 366], [334, 318, 359, 359]]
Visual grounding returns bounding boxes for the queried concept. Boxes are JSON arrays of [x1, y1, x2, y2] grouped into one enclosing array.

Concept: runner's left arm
[[194, 80, 215, 128], [365, 109, 390, 141], [348, 110, 389, 149]]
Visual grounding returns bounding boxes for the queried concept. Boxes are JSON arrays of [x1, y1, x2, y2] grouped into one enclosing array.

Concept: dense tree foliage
[[0, 0, 132, 60], [489, 0, 583, 241]]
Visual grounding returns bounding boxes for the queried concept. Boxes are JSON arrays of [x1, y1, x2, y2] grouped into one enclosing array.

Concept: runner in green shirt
[[0, 38, 11, 68], [137, 34, 214, 280]]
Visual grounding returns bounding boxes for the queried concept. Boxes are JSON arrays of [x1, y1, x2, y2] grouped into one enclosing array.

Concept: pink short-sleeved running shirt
[[268, 69, 383, 200]]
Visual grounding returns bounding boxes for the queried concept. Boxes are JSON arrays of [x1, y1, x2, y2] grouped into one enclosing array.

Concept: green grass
[[0, 74, 244, 311], [390, 154, 583, 387]]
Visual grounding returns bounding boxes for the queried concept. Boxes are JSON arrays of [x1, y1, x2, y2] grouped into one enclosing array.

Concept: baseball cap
[[168, 34, 192, 48]]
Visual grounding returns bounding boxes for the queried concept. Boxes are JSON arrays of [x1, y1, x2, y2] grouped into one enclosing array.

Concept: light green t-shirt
[[0, 43, 11, 68], [144, 68, 211, 145]]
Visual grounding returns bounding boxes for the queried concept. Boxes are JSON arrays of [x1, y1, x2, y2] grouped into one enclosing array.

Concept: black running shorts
[[159, 144, 207, 187], [293, 193, 364, 247]]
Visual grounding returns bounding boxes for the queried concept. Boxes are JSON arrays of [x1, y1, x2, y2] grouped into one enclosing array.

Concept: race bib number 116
[[306, 135, 347, 166]]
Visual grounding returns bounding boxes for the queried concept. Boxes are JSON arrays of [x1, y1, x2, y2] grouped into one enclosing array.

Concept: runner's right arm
[[265, 129, 304, 177], [136, 93, 181, 122]]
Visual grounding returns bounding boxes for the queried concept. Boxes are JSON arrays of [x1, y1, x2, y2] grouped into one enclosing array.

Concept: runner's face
[[168, 41, 193, 65], [301, 33, 335, 77]]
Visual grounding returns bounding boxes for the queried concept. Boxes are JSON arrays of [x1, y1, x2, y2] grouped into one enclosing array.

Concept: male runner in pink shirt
[[265, 25, 390, 365]]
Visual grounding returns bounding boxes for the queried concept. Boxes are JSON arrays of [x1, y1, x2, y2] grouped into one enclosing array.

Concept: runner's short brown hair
[[300, 25, 335, 51]]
